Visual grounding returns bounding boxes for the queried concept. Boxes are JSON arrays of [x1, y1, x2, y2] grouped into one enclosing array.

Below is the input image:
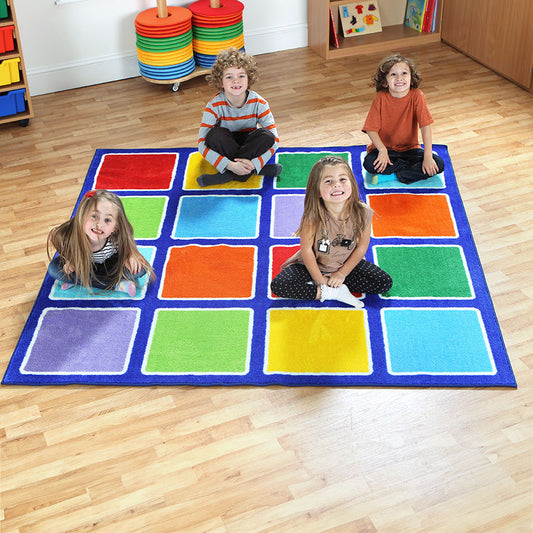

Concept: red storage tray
[[0, 25, 14, 53]]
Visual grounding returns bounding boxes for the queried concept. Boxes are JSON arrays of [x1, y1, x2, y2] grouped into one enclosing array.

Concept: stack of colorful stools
[[189, 0, 245, 68], [135, 5, 195, 81]]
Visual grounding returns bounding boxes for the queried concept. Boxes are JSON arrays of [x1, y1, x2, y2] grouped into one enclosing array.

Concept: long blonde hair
[[296, 156, 367, 241], [47, 190, 154, 291]]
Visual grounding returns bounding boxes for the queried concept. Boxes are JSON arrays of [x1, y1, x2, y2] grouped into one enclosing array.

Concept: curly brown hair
[[206, 47, 258, 90], [371, 53, 421, 92]]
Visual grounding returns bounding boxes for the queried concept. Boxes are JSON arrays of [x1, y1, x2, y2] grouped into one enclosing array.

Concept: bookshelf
[[308, 0, 443, 60], [0, 0, 34, 126]]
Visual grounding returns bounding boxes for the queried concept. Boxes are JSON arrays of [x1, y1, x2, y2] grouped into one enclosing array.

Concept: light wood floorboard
[[1, 44, 532, 532]]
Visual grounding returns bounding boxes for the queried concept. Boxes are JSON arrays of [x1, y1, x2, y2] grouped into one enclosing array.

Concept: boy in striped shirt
[[197, 47, 282, 187]]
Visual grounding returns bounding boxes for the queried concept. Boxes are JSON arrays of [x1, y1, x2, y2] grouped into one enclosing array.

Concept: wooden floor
[[1, 44, 532, 532]]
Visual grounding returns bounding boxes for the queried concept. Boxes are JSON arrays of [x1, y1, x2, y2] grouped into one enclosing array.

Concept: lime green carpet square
[[122, 196, 167, 239], [144, 309, 251, 374]]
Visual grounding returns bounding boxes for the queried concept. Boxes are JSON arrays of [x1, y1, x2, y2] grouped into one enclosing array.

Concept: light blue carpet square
[[383, 308, 496, 375], [49, 246, 156, 300], [174, 195, 260, 239]]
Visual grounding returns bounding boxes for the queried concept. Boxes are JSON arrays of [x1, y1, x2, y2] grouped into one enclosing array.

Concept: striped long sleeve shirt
[[198, 90, 279, 173]]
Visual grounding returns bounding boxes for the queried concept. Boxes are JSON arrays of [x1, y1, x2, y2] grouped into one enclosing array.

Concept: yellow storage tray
[[0, 57, 21, 86]]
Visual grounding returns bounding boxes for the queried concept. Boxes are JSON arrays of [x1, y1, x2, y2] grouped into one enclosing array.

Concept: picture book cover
[[405, 0, 427, 32], [338, 2, 382, 38]]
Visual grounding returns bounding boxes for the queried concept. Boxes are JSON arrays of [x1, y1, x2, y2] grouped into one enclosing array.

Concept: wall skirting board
[[26, 24, 308, 96]]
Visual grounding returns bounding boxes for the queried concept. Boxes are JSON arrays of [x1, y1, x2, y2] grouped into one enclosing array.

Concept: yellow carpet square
[[266, 308, 371, 374], [184, 152, 262, 190]]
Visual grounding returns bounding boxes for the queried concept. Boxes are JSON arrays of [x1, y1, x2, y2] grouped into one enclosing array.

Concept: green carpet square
[[375, 245, 473, 299], [122, 196, 167, 239], [143, 309, 252, 374], [276, 152, 350, 189]]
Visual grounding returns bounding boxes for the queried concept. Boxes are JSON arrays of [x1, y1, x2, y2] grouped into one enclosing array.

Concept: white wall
[[15, 0, 308, 95]]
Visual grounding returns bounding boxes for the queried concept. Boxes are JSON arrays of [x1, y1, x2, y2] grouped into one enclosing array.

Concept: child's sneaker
[[117, 280, 136, 297], [260, 164, 283, 177]]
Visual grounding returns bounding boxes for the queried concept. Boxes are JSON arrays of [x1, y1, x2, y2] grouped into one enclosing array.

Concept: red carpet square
[[161, 245, 256, 299], [369, 193, 457, 238], [269, 245, 299, 297], [95, 153, 177, 190], [269, 245, 362, 299]]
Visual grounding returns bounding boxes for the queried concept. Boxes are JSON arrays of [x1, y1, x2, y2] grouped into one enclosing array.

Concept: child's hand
[[63, 261, 75, 274], [126, 256, 141, 275], [313, 274, 329, 287], [227, 159, 254, 176], [326, 271, 346, 288], [373, 149, 392, 173], [422, 155, 439, 176]]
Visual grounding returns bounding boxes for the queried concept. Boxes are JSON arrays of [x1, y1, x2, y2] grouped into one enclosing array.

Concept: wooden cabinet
[[308, 0, 443, 60], [442, 0, 533, 91], [0, 0, 33, 126]]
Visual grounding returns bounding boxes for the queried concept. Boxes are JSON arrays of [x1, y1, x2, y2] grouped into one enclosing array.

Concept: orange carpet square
[[161, 245, 256, 299], [369, 193, 457, 238]]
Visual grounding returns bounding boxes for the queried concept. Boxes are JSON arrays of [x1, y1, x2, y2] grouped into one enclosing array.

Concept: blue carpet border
[[2, 145, 516, 387]]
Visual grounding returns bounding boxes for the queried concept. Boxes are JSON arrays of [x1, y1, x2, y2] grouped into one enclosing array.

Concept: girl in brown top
[[270, 156, 392, 307], [362, 53, 444, 184]]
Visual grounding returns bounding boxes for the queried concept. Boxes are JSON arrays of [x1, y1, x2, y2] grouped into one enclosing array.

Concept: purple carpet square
[[21, 308, 140, 375], [271, 194, 304, 238]]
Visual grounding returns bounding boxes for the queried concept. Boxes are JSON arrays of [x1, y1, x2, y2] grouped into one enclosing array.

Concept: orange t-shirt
[[362, 89, 434, 153]]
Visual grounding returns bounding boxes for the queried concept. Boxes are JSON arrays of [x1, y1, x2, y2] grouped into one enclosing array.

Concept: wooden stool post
[[156, 0, 168, 18]]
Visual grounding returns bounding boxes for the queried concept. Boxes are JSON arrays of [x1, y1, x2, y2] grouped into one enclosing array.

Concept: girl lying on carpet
[[47, 189, 154, 296], [271, 156, 392, 307], [362, 53, 444, 184], [196, 47, 282, 187]]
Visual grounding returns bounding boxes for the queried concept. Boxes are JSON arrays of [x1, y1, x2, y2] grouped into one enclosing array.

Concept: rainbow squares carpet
[[2, 145, 516, 387]]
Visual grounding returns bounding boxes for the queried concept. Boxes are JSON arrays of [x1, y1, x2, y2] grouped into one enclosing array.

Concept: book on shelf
[[430, 0, 438, 32], [329, 6, 340, 48], [422, 0, 436, 32], [405, 0, 427, 32], [338, 2, 382, 38], [405, 0, 438, 33]]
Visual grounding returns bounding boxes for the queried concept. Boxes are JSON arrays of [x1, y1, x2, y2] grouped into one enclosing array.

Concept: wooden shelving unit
[[442, 0, 533, 91], [308, 0, 443, 60], [0, 0, 34, 126]]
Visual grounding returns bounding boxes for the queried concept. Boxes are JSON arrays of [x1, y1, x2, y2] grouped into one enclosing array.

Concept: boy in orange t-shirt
[[362, 54, 444, 184]]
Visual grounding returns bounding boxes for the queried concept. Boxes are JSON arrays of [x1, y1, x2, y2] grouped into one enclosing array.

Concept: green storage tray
[[0, 0, 8, 19]]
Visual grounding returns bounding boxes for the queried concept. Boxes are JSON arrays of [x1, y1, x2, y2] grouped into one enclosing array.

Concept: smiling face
[[319, 165, 353, 210], [83, 199, 117, 250], [222, 66, 248, 106], [385, 61, 412, 98]]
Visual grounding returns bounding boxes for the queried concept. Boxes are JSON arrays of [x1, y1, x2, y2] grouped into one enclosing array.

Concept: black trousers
[[271, 260, 393, 300], [205, 127, 275, 168], [363, 148, 445, 184]]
